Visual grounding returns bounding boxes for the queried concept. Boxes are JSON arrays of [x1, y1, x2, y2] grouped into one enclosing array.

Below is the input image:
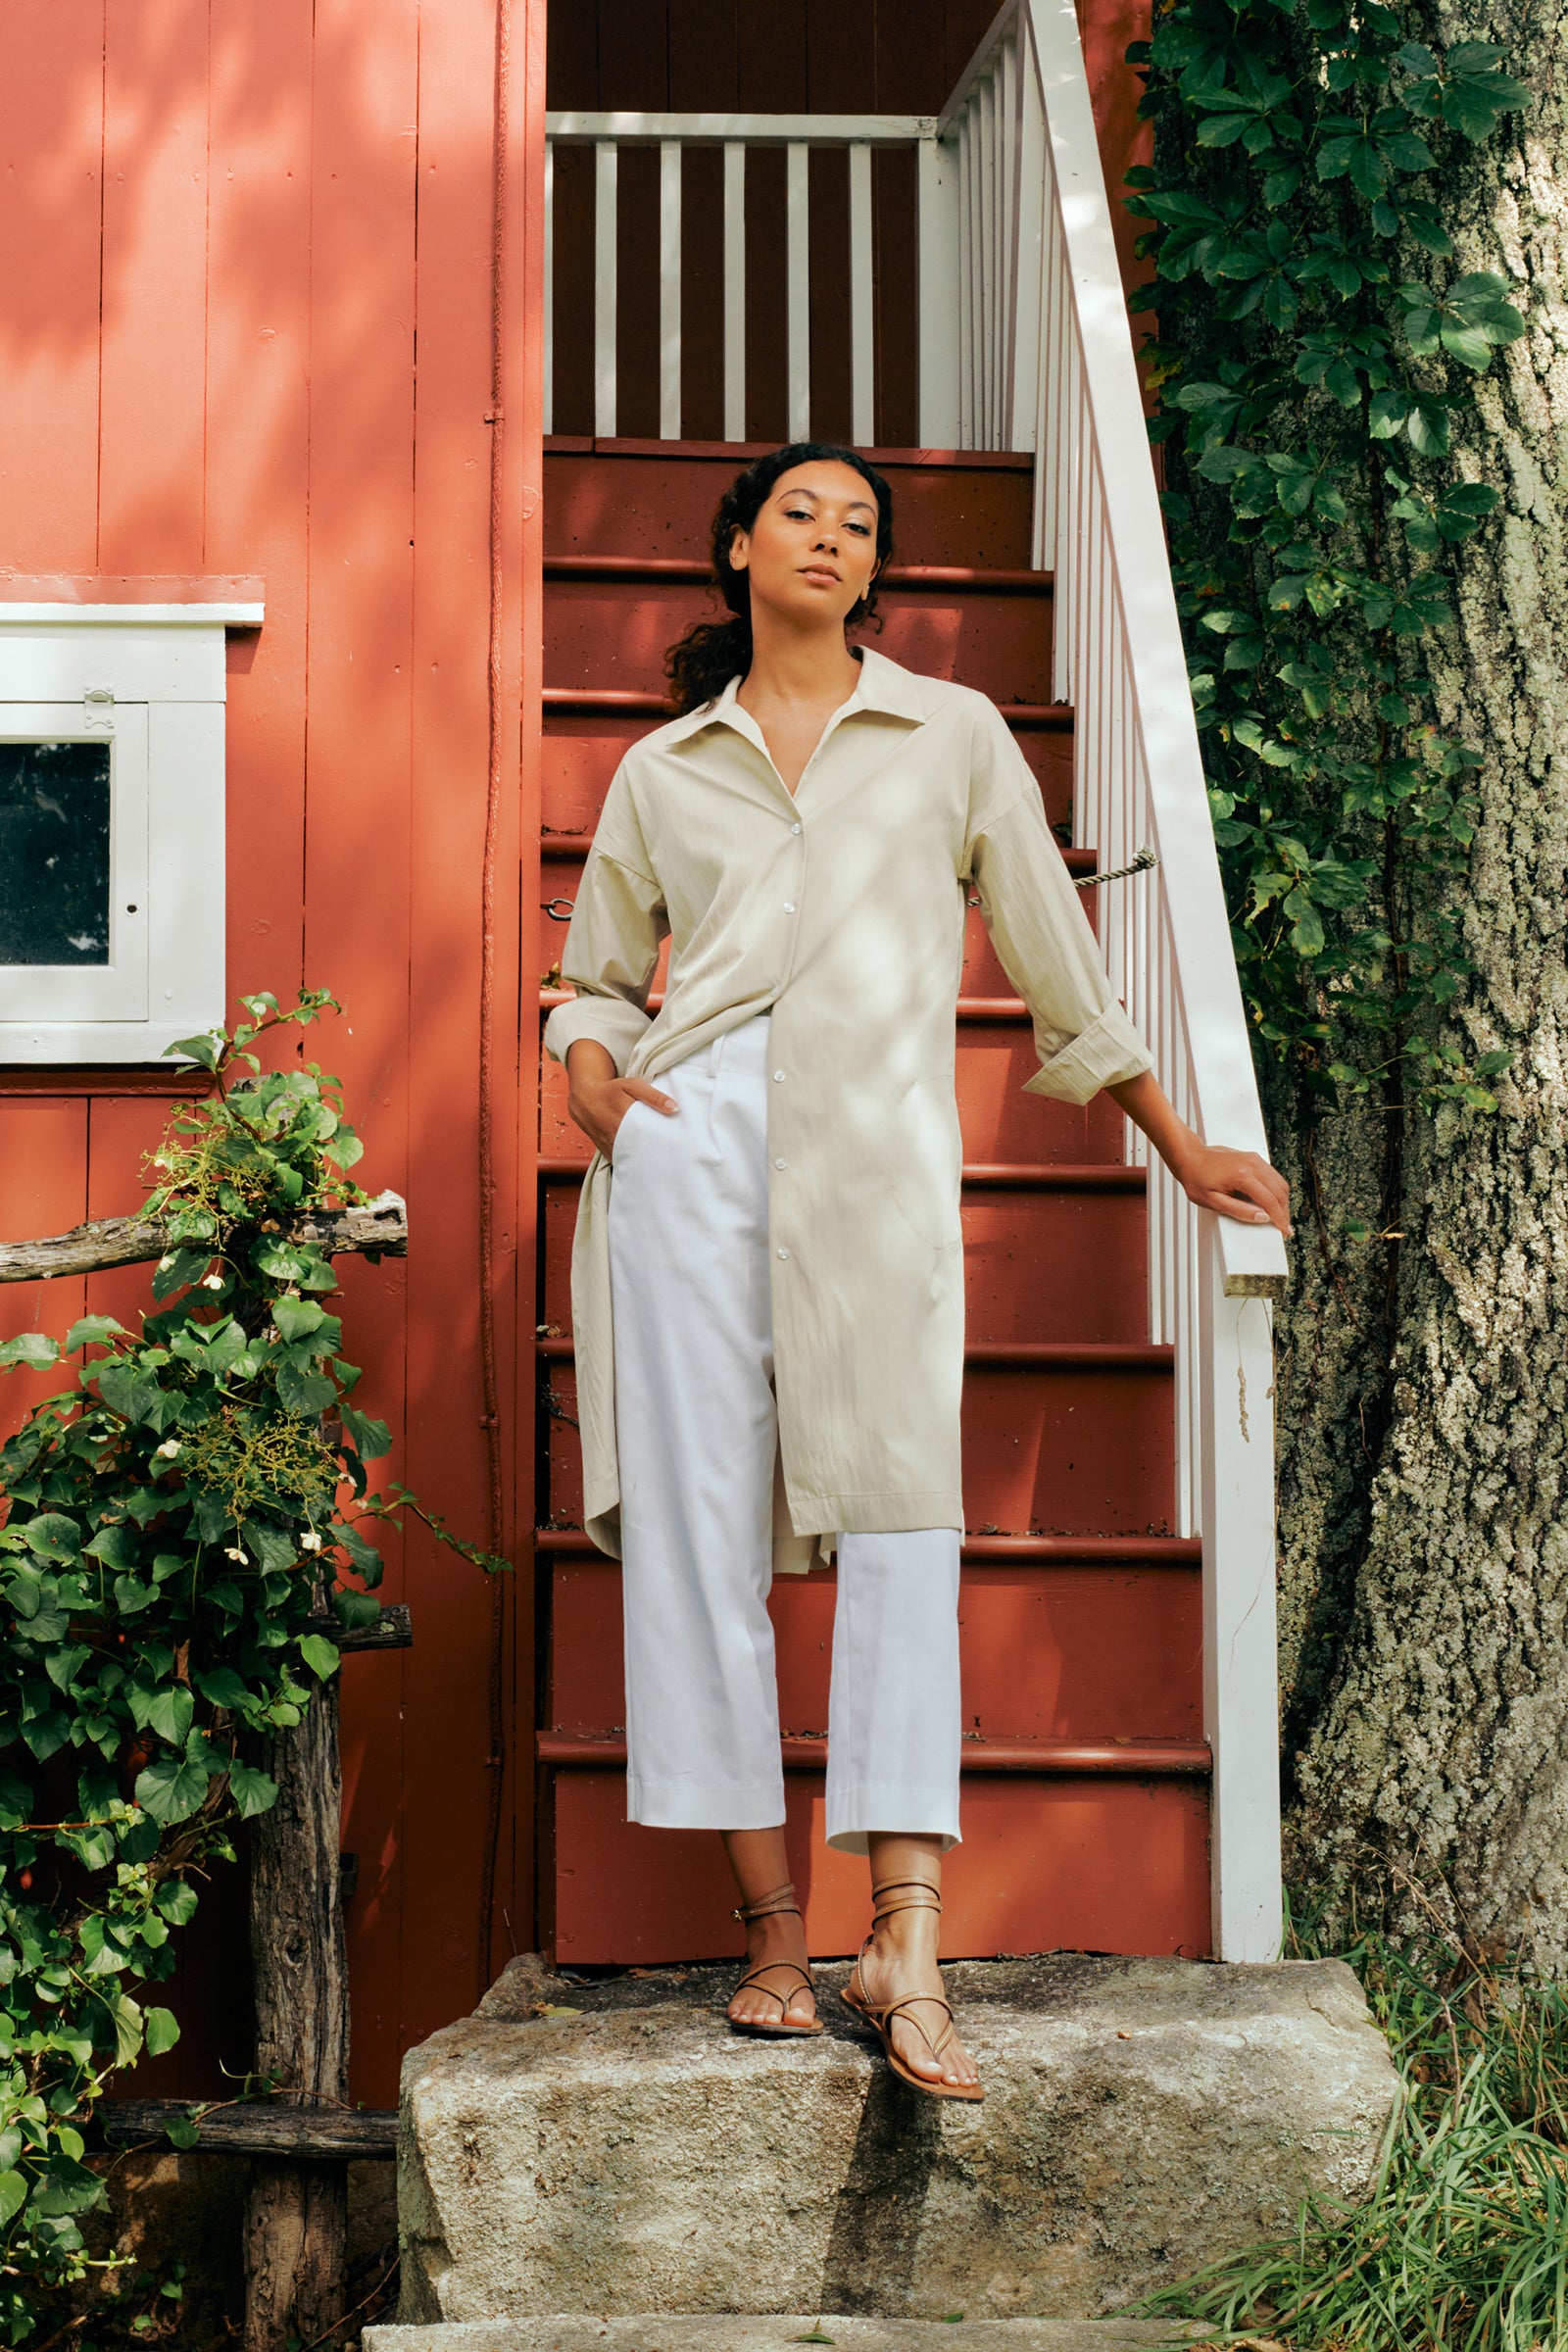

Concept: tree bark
[[1277, 0, 1568, 1958], [243, 1677, 351, 2352]]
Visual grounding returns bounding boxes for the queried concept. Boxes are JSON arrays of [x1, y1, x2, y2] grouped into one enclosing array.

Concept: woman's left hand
[[1176, 1143, 1293, 1238]]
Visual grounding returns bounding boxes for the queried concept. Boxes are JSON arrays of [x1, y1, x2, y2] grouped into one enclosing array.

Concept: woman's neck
[[737, 612, 862, 713]]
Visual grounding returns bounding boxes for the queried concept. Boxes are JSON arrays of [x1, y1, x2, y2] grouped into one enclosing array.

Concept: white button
[[790, 821, 802, 834], [777, 1247, 790, 1260], [772, 1069, 785, 1082], [783, 901, 796, 913], [775, 1157, 787, 1170]]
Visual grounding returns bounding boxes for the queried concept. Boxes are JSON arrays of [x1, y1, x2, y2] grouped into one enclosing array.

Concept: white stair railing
[[547, 15, 1289, 1963], [941, 0, 1289, 1962]]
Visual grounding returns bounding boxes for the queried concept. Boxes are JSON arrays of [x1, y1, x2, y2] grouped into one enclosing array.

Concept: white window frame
[[0, 599, 261, 1064]]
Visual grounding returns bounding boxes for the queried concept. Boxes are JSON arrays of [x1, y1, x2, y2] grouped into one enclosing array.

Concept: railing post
[[1199, 1223, 1283, 1961], [594, 141, 617, 438], [916, 134, 959, 446]]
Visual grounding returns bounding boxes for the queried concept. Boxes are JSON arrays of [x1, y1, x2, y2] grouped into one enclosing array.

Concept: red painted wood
[[0, 0, 105, 568], [542, 1172, 1147, 1344], [549, 1770, 1211, 1962], [538, 1347, 1174, 1537], [544, 445, 1037, 566], [548, 1557, 1201, 1740]]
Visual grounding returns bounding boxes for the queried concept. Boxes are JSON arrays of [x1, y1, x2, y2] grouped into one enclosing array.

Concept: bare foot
[[727, 1905, 818, 2031], [853, 1908, 980, 2090]]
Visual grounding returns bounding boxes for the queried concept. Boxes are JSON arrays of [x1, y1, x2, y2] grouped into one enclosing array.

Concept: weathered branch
[[304, 1601, 414, 1655], [0, 1190, 408, 1285], [98, 2099, 395, 2160]]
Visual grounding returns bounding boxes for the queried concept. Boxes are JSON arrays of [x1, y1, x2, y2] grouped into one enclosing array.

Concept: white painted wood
[[977, 74, 994, 445], [956, 110, 974, 448], [1200, 1235, 1283, 1960], [0, 602, 262, 629], [543, 140, 555, 436], [786, 143, 810, 442], [849, 143, 874, 447], [723, 144, 746, 442], [915, 136, 960, 445], [548, 111, 931, 144], [1009, 21, 1045, 452], [660, 141, 682, 440], [594, 141, 617, 439], [0, 627, 228, 1061]]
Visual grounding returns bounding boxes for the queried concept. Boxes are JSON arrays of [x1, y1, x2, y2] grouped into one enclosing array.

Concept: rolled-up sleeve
[[963, 700, 1152, 1105], [543, 770, 668, 1078]]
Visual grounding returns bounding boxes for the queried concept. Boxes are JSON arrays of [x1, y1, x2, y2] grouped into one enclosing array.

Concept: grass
[[1138, 1890, 1568, 2352]]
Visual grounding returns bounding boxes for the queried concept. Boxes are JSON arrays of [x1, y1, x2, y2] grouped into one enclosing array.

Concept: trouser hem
[[628, 1775, 786, 1832], [825, 1780, 962, 1856]]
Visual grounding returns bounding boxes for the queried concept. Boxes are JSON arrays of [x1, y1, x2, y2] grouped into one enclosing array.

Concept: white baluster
[[916, 133, 959, 446], [723, 142, 745, 442], [957, 108, 973, 449], [594, 141, 617, 439], [543, 140, 555, 438], [786, 142, 810, 441], [849, 143, 874, 448], [660, 141, 682, 441]]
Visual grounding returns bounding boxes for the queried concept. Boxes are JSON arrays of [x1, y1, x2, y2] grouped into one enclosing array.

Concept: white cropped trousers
[[606, 1009, 962, 1853]]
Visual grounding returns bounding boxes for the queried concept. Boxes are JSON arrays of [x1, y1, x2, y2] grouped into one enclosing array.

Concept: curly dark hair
[[663, 442, 896, 715]]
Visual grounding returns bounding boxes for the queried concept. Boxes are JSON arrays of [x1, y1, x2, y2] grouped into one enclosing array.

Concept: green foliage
[[1142, 1901, 1568, 2351], [0, 991, 505, 2343], [1127, 5, 1528, 1110]]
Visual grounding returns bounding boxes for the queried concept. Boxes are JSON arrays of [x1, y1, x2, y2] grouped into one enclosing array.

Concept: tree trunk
[[1277, 0, 1568, 1958], [243, 1677, 350, 2352]]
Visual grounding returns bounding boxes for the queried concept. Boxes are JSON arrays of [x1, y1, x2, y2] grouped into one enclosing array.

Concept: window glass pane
[[0, 740, 113, 966]]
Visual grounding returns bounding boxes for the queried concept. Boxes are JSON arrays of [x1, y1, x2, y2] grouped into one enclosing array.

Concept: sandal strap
[[870, 1877, 942, 1921], [732, 1878, 801, 1926], [877, 1991, 956, 2062], [732, 1959, 815, 2012]]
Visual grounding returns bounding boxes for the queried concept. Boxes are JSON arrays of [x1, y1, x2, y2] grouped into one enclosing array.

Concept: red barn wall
[[0, 0, 544, 2108]]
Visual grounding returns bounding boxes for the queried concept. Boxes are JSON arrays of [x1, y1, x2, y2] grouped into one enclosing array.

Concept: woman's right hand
[[564, 1040, 678, 1161]]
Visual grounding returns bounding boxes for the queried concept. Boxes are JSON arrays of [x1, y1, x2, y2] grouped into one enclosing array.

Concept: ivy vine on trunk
[[1127, 1, 1526, 1142], [0, 992, 503, 2346]]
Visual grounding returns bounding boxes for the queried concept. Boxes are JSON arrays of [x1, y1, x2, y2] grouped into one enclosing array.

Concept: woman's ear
[[727, 524, 750, 574]]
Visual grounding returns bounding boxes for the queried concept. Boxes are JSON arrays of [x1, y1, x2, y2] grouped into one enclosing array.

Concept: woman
[[544, 442, 1292, 2102]]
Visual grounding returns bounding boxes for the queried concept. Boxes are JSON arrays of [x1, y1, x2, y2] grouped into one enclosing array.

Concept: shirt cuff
[[1022, 1003, 1153, 1105], [543, 993, 651, 1078]]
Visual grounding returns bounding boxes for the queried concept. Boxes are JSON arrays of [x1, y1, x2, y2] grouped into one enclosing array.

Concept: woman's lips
[[799, 565, 841, 584]]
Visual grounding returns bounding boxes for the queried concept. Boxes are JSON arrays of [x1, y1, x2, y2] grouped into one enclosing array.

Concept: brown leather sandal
[[725, 1879, 824, 2037], [839, 1878, 984, 2101]]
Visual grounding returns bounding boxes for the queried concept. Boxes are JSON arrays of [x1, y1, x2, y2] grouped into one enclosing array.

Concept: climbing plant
[[0, 991, 502, 2345], [1125, 2, 1528, 1116]]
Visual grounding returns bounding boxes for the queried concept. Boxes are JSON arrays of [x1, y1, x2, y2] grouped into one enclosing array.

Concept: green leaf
[[65, 1314, 128, 1353], [341, 1405, 392, 1461], [134, 1749, 213, 1826], [167, 1031, 220, 1071], [144, 2007, 181, 2057], [146, 1686, 195, 1747], [226, 1759, 278, 1819], [276, 1356, 337, 1416], [332, 1588, 383, 1631], [165, 2113, 202, 2150], [0, 1332, 60, 1370], [24, 1512, 82, 1563], [272, 1297, 326, 1344], [193, 1665, 250, 1709], [298, 1633, 341, 1682], [156, 1879, 200, 1925], [0, 2170, 26, 2226]]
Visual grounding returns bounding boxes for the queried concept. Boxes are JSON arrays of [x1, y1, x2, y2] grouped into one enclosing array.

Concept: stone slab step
[[393, 1953, 1396, 2327], [367, 2318, 1200, 2350]]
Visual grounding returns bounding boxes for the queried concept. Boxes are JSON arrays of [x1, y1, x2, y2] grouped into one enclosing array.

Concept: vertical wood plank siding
[[0, 0, 538, 2106]]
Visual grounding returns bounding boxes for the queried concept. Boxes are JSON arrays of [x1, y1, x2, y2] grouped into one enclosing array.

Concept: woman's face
[[728, 462, 881, 629]]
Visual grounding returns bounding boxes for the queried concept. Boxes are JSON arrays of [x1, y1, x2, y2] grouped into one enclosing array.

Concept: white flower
[[201, 1273, 224, 1291], [154, 1439, 181, 1460], [224, 1545, 247, 1563], [157, 1254, 175, 1273], [299, 1531, 323, 1553]]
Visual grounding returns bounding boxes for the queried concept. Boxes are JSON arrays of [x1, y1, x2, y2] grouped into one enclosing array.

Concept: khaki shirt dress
[[543, 646, 1153, 1573]]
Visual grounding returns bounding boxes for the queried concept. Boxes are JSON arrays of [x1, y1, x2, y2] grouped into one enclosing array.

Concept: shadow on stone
[[818, 2055, 943, 2314]]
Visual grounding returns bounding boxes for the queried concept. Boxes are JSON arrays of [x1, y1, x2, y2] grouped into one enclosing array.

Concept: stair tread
[[545, 553, 1054, 593], [368, 2314, 1197, 2350], [537, 1732, 1210, 1775], [533, 1530, 1199, 1559]]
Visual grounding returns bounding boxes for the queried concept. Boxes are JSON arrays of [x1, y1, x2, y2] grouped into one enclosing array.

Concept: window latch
[[82, 685, 115, 730]]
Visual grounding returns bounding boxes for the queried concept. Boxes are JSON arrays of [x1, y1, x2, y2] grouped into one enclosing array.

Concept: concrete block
[[367, 2318, 1201, 2350], [394, 1953, 1396, 2326]]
